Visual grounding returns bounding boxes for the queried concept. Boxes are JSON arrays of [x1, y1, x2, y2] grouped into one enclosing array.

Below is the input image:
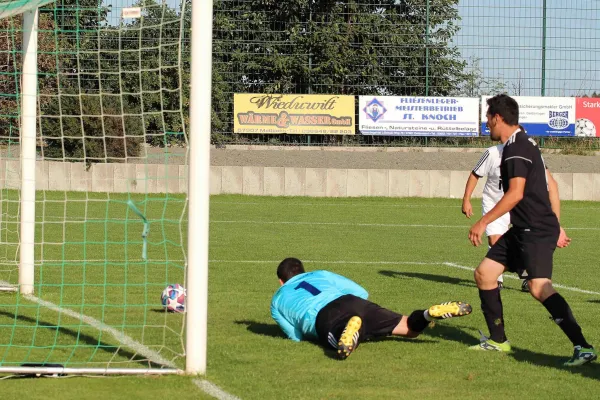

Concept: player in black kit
[[467, 94, 596, 366]]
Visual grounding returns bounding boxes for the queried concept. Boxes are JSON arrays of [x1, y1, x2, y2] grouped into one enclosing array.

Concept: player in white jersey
[[462, 144, 510, 288]]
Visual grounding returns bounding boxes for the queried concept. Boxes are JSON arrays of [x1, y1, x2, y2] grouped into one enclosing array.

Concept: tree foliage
[[1, 0, 190, 163], [212, 0, 467, 137]]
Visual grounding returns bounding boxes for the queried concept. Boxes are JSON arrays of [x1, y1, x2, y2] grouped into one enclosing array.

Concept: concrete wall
[[215, 144, 591, 155], [207, 167, 597, 201], [0, 160, 186, 194], [0, 160, 598, 201]]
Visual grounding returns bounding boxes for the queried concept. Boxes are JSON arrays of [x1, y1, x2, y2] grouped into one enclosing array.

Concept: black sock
[[407, 310, 429, 333], [542, 293, 591, 348], [479, 288, 507, 343]]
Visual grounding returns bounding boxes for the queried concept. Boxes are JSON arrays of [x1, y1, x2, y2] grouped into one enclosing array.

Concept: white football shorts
[[482, 202, 510, 237]]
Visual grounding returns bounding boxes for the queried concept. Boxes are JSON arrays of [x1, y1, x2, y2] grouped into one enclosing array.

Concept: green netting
[[0, 0, 190, 371], [0, 1, 55, 19]]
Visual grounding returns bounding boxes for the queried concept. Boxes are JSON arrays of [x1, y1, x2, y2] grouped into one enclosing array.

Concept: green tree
[[39, 0, 147, 163], [212, 0, 468, 138], [580, 91, 600, 98], [116, 0, 189, 148], [0, 11, 56, 143]]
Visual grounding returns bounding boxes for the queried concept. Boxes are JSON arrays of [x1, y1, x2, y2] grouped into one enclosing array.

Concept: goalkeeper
[[271, 258, 472, 360]]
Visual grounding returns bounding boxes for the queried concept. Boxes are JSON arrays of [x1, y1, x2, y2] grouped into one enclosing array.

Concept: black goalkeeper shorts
[[486, 227, 558, 279], [315, 294, 402, 349]]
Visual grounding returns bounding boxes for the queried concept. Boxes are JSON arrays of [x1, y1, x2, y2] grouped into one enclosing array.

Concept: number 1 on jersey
[[295, 281, 321, 296]]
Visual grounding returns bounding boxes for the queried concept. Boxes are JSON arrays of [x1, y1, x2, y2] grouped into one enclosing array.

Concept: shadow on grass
[[379, 270, 521, 292], [235, 320, 437, 361], [151, 308, 185, 314], [0, 310, 166, 370], [587, 300, 600, 304], [235, 320, 286, 339], [366, 336, 436, 344], [424, 322, 600, 381]]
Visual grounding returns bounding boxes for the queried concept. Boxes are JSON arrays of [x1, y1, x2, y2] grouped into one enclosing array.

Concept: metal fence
[[212, 0, 600, 149]]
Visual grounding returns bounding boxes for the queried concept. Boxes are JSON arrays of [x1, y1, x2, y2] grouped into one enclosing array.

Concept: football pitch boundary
[[1, 284, 241, 399], [0, 279, 177, 369], [211, 200, 600, 211], [212, 220, 600, 231], [193, 379, 242, 400], [23, 294, 178, 369], [211, 259, 600, 296]]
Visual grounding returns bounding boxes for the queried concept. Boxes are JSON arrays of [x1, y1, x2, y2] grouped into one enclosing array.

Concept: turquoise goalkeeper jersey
[[270, 270, 368, 342]]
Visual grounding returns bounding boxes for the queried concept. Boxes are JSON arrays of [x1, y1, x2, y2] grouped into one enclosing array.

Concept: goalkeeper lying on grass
[[271, 258, 472, 360]]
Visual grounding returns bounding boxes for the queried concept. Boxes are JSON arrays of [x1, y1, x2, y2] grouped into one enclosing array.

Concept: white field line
[[5, 291, 245, 396], [211, 201, 463, 208], [212, 219, 600, 231], [210, 201, 600, 211], [214, 220, 471, 229], [209, 259, 600, 296], [442, 262, 600, 296], [193, 379, 241, 400], [5, 292, 235, 392], [8, 199, 598, 211], [210, 260, 434, 265], [22, 294, 178, 369]]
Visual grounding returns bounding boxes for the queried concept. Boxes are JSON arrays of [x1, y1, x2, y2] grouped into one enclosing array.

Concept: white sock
[[423, 310, 432, 322]]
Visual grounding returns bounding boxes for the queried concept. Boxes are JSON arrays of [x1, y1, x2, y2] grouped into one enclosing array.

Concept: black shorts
[[486, 227, 558, 279], [315, 294, 402, 349]]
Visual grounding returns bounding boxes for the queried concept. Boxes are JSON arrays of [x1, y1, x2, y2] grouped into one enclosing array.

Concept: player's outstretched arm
[[462, 172, 480, 218], [271, 304, 303, 342]]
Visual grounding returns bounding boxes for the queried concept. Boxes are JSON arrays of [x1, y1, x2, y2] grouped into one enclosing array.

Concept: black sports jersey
[[500, 129, 559, 237]]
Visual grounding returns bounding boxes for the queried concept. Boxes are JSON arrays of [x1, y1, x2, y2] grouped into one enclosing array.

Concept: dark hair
[[277, 258, 305, 282], [486, 94, 519, 126]]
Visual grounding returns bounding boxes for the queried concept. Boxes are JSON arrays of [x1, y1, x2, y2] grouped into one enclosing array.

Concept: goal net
[[0, 0, 194, 374]]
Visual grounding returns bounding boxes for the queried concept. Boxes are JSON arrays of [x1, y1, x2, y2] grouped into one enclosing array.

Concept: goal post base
[[0, 366, 183, 376]]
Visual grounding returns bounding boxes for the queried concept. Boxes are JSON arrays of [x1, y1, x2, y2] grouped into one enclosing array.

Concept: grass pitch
[[2, 194, 600, 399]]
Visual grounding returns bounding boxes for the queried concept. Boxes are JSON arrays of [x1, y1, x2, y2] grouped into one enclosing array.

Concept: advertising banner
[[481, 96, 576, 136], [234, 94, 355, 135], [359, 96, 480, 137], [575, 97, 600, 137]]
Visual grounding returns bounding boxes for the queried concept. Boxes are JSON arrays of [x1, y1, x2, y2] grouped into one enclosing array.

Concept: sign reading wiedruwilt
[[234, 94, 355, 135]]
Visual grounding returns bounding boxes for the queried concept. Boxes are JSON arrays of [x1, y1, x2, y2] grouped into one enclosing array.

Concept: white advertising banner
[[359, 96, 480, 137], [480, 96, 576, 136]]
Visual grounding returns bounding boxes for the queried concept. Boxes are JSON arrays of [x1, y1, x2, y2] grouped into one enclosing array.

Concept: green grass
[[2, 194, 600, 399]]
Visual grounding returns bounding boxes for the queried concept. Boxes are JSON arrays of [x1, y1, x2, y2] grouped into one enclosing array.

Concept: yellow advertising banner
[[234, 94, 355, 135]]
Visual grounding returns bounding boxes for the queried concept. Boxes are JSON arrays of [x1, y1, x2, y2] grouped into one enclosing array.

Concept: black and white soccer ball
[[575, 118, 596, 137]]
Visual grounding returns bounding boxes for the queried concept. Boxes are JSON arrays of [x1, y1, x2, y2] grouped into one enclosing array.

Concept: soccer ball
[[575, 118, 596, 137], [161, 283, 186, 313]]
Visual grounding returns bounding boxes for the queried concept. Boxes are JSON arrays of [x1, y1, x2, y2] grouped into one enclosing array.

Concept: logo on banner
[[575, 118, 596, 137], [363, 98, 387, 122], [548, 111, 569, 129]]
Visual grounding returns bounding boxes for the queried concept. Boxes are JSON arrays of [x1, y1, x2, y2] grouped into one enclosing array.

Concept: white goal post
[[185, 0, 213, 375], [0, 0, 212, 376], [18, 7, 38, 296]]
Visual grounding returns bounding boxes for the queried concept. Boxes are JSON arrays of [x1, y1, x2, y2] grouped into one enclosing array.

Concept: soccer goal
[[0, 0, 210, 375]]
